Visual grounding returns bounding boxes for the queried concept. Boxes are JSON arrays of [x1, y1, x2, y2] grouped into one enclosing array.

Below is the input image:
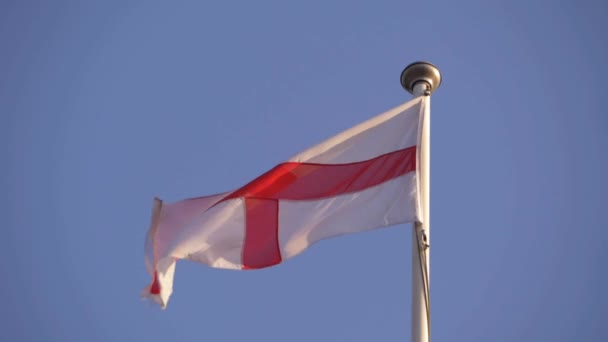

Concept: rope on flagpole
[[415, 224, 431, 337]]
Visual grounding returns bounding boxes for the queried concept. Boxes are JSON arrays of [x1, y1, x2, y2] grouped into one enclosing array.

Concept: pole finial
[[400, 61, 442, 95]]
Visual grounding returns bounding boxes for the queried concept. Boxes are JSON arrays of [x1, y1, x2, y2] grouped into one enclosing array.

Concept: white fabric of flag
[[143, 96, 427, 308]]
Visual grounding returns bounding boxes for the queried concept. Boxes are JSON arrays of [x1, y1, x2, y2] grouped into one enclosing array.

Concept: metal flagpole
[[400, 62, 441, 342]]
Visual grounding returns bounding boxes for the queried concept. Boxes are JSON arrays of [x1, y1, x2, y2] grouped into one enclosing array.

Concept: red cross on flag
[[143, 96, 427, 308]]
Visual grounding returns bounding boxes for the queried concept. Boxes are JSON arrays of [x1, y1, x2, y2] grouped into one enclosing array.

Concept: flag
[[143, 96, 427, 308]]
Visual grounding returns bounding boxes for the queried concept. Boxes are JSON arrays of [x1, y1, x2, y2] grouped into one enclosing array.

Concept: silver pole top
[[400, 61, 442, 95]]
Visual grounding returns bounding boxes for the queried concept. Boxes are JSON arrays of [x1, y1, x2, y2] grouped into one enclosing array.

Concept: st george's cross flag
[[143, 96, 428, 308]]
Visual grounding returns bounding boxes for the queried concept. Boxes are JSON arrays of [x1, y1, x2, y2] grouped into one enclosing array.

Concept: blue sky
[[2, 1, 606, 341]]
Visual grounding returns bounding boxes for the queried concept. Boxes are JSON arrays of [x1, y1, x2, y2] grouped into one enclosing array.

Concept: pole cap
[[400, 61, 442, 95]]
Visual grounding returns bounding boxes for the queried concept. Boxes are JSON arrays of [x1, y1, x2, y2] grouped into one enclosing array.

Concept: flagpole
[[400, 62, 441, 342]]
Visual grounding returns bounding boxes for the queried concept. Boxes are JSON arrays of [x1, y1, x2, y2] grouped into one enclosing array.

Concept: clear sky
[[2, 1, 606, 341]]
